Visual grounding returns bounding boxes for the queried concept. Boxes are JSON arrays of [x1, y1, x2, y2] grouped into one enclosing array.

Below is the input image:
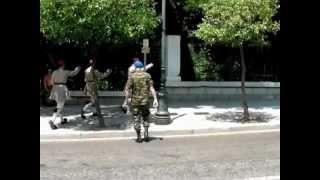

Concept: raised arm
[[145, 63, 154, 71], [68, 66, 81, 77]]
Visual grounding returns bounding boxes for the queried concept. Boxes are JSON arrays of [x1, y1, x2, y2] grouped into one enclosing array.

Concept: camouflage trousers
[[132, 105, 150, 131]]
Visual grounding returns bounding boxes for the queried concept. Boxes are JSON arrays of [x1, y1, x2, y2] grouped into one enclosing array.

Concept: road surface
[[40, 130, 280, 180]]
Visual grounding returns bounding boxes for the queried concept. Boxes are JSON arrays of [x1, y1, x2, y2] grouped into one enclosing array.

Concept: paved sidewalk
[[40, 100, 280, 139]]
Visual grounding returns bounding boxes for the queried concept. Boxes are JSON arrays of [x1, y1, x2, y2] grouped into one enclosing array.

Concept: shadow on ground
[[41, 99, 279, 131], [168, 100, 280, 110], [61, 111, 133, 131], [40, 105, 123, 117], [41, 105, 135, 131], [130, 136, 164, 143], [40, 106, 81, 117], [206, 111, 275, 123]]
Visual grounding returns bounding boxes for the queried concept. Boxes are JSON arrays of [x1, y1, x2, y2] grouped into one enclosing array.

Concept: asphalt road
[[40, 131, 280, 180]]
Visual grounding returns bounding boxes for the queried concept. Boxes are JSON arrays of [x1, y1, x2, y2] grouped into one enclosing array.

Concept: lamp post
[[155, 0, 171, 125]]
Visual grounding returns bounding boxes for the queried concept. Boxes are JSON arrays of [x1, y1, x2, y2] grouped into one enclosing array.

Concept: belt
[[54, 83, 66, 85]]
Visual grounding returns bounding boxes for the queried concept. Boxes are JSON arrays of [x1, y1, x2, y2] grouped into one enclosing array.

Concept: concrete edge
[[40, 124, 280, 140]]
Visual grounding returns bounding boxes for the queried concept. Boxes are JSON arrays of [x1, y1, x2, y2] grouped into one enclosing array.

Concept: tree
[[40, 0, 159, 52], [194, 0, 279, 121], [41, 0, 159, 127]]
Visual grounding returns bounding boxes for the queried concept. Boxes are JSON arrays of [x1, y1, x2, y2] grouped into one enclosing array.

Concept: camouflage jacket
[[126, 71, 153, 106]]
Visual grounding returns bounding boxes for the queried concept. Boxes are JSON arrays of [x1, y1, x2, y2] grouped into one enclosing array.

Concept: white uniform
[[49, 67, 80, 126]]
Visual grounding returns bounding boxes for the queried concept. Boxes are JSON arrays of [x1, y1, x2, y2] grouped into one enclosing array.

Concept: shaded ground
[[206, 111, 275, 123], [40, 99, 280, 132], [167, 99, 280, 110]]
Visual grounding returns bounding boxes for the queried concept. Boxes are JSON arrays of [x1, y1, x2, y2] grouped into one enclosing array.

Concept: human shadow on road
[[131, 136, 164, 143], [146, 136, 164, 142]]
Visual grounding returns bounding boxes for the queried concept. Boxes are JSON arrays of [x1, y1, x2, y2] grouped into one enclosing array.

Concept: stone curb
[[40, 124, 280, 140]]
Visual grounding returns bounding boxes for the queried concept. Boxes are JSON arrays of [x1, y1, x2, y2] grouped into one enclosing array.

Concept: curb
[[40, 124, 280, 140]]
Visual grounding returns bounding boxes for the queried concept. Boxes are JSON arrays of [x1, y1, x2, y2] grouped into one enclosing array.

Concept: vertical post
[[155, 0, 171, 125], [144, 53, 147, 69], [240, 45, 249, 122], [142, 39, 149, 70]]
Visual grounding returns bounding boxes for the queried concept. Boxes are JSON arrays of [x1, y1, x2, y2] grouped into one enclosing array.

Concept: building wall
[[65, 81, 280, 104]]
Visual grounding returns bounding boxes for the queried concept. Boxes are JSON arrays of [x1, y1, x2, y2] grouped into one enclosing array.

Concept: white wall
[[166, 35, 181, 82]]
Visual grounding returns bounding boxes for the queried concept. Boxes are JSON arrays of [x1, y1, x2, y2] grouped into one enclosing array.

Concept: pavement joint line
[[40, 128, 280, 143]]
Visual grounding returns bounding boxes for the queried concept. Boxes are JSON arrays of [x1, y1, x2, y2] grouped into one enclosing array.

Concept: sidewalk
[[40, 100, 280, 140]]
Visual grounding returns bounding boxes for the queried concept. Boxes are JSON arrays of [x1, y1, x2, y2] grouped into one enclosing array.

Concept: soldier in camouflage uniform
[[122, 57, 154, 114], [81, 59, 112, 119], [124, 60, 158, 143]]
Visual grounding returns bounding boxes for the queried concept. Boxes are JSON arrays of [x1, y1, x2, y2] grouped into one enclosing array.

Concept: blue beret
[[134, 60, 144, 68], [133, 57, 140, 62]]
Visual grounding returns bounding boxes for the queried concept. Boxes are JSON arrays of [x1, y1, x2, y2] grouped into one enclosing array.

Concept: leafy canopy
[[40, 0, 159, 45], [193, 0, 280, 47]]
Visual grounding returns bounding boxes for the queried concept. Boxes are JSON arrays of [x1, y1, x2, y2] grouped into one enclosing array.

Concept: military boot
[[49, 120, 58, 130], [135, 130, 143, 143], [81, 110, 86, 119], [61, 118, 68, 124], [144, 127, 150, 142]]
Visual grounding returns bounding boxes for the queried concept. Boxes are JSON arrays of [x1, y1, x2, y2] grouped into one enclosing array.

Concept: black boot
[[144, 127, 150, 142], [61, 118, 68, 124], [121, 105, 127, 114], [49, 120, 58, 130], [135, 130, 142, 143], [81, 110, 86, 119]]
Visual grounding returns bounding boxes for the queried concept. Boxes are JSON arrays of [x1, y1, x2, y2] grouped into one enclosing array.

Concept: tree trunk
[[240, 45, 250, 122], [47, 53, 56, 68], [95, 95, 105, 127]]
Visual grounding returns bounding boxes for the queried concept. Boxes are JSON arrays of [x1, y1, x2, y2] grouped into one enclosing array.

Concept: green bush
[[97, 80, 108, 91], [191, 47, 222, 81]]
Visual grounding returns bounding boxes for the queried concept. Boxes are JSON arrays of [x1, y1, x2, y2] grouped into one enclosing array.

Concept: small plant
[[97, 80, 108, 91], [191, 46, 222, 81]]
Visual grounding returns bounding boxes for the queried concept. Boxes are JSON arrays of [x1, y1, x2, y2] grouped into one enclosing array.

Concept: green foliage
[[190, 45, 222, 81], [194, 0, 280, 47], [40, 0, 159, 45], [97, 79, 108, 91], [185, 0, 210, 10]]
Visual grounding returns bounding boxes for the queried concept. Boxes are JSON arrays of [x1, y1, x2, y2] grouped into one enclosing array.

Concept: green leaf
[[193, 0, 280, 47], [40, 0, 159, 46]]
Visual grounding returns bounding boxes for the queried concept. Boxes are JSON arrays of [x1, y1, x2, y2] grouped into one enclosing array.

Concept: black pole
[[155, 0, 171, 125]]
